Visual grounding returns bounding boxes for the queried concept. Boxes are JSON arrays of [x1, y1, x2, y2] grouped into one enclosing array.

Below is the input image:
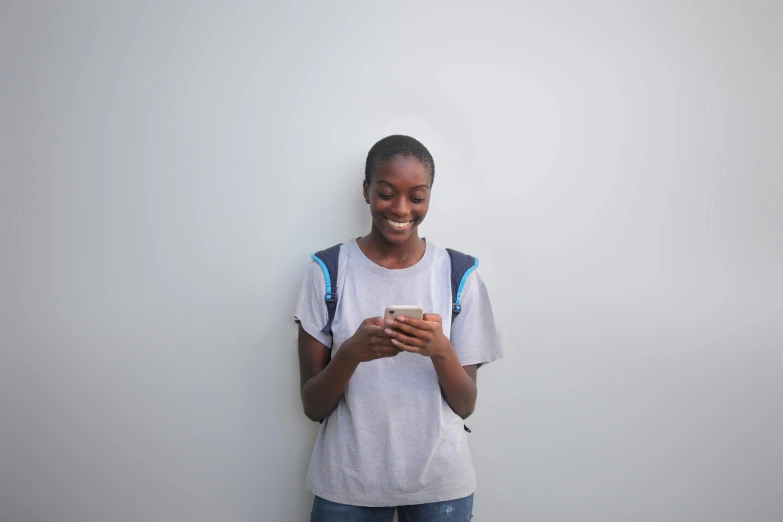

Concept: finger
[[383, 328, 425, 347], [365, 325, 391, 338], [387, 320, 429, 338], [422, 313, 442, 324], [394, 315, 435, 331], [363, 317, 385, 327], [373, 346, 401, 358], [373, 337, 396, 349], [390, 338, 422, 353]]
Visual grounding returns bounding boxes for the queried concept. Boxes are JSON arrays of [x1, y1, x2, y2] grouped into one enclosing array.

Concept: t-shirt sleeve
[[293, 260, 332, 348], [449, 269, 504, 367]]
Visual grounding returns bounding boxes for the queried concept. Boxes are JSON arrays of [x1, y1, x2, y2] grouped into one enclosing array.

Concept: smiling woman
[[362, 136, 434, 259], [363, 154, 431, 259], [294, 135, 504, 521]]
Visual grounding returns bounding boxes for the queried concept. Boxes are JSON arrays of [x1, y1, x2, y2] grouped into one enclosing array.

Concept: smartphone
[[384, 305, 424, 322]]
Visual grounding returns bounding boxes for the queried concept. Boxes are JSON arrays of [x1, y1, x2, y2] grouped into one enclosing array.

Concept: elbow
[[458, 395, 477, 419], [458, 405, 475, 420], [301, 390, 328, 422], [302, 402, 324, 423], [301, 397, 323, 423], [301, 390, 320, 422], [455, 398, 476, 419], [304, 409, 322, 423]]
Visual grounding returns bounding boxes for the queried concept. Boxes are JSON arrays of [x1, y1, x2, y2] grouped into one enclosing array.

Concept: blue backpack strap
[[446, 248, 479, 322], [311, 244, 342, 335]]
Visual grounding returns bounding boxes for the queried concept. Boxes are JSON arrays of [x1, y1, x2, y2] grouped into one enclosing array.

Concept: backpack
[[310, 243, 479, 433], [311, 244, 479, 335]]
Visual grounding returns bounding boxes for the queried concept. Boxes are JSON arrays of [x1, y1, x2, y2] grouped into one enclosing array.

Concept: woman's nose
[[391, 197, 410, 217]]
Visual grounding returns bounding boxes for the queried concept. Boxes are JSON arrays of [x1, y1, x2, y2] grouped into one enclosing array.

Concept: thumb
[[423, 313, 442, 324], [362, 316, 385, 327]]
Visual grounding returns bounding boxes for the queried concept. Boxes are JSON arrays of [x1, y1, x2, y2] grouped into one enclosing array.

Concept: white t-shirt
[[294, 238, 503, 507]]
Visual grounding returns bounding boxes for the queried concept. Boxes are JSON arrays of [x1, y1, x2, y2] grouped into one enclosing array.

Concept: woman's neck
[[357, 227, 426, 269]]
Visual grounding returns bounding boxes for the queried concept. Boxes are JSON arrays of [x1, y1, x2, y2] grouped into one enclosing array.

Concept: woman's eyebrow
[[377, 180, 430, 190]]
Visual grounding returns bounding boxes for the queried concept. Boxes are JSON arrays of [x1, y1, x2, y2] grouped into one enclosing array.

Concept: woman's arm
[[298, 318, 400, 422], [298, 326, 359, 422], [382, 314, 479, 419], [431, 355, 478, 419]]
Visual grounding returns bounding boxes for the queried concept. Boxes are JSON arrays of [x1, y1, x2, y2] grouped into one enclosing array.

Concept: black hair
[[364, 135, 435, 186]]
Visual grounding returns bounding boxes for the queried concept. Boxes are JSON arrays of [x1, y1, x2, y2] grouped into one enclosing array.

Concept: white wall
[[1, 2, 781, 521]]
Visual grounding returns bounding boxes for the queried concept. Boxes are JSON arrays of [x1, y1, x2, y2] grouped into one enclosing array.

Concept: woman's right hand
[[340, 317, 401, 363]]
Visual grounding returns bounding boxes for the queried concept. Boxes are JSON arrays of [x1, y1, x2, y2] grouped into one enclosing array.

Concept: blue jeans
[[310, 494, 474, 522]]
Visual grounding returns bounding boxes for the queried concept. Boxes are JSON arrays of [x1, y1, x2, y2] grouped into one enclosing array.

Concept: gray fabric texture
[[294, 238, 503, 507]]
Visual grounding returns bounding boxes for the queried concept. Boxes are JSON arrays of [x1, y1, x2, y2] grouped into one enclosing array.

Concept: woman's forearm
[[431, 347, 477, 419], [301, 348, 359, 422]]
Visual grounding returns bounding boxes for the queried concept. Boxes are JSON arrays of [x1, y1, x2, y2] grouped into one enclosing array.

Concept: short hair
[[364, 135, 435, 186]]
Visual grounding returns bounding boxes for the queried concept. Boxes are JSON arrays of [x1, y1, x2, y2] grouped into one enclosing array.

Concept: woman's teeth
[[387, 218, 412, 229]]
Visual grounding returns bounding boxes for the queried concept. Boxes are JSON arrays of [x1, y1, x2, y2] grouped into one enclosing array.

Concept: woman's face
[[363, 155, 432, 245]]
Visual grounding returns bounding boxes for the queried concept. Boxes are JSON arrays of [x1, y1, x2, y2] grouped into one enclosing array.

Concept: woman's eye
[[411, 198, 425, 204], [378, 193, 394, 200]]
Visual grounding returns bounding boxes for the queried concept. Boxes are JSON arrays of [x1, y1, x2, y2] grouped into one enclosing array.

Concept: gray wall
[[1, 2, 781, 521]]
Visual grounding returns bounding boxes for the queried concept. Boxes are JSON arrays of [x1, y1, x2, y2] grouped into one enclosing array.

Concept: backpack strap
[[446, 248, 479, 322], [447, 249, 480, 434], [311, 244, 342, 335]]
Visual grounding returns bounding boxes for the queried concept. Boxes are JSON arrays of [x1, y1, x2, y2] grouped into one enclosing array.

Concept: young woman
[[295, 135, 503, 522]]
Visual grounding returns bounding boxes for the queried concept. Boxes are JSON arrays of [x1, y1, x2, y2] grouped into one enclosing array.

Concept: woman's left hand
[[384, 314, 452, 359]]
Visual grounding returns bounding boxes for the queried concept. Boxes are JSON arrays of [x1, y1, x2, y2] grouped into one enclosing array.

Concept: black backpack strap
[[311, 244, 342, 335], [447, 248, 480, 434], [446, 248, 479, 322]]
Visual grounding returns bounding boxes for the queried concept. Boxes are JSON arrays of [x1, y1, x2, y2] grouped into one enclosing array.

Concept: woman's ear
[[363, 180, 370, 204]]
